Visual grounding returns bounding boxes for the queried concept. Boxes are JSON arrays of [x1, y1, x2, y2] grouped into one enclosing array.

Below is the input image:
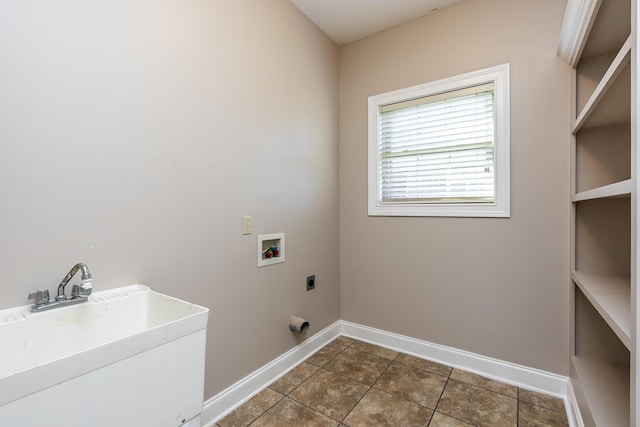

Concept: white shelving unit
[[572, 179, 631, 202], [572, 270, 631, 348], [558, 0, 637, 425], [571, 355, 630, 427]]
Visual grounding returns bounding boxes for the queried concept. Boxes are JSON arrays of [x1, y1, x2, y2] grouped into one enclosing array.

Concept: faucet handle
[[79, 281, 92, 296], [71, 281, 92, 298], [28, 289, 50, 306]]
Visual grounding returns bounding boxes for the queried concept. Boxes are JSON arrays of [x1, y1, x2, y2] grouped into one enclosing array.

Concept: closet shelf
[[573, 35, 631, 133], [572, 179, 632, 202], [571, 270, 631, 349], [562, 0, 636, 423], [571, 355, 630, 427]]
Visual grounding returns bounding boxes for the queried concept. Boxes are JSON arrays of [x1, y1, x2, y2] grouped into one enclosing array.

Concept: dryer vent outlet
[[306, 275, 315, 291]]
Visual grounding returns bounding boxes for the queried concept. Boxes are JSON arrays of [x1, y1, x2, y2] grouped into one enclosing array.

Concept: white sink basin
[[0, 284, 209, 427]]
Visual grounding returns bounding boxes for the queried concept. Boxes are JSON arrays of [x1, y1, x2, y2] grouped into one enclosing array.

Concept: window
[[368, 64, 510, 217]]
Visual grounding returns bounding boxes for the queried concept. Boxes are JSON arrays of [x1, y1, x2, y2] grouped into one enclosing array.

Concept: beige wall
[[339, 0, 571, 375], [0, 0, 340, 398], [0, 0, 572, 403]]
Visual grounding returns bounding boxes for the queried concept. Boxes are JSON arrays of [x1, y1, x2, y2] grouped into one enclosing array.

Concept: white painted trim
[[367, 63, 511, 218], [565, 379, 585, 427], [200, 321, 341, 426], [340, 321, 568, 396], [341, 321, 583, 427], [201, 320, 583, 427], [182, 414, 200, 427], [557, 0, 601, 66]]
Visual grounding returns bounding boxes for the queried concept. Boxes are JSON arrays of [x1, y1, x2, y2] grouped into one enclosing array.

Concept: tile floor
[[217, 336, 569, 427]]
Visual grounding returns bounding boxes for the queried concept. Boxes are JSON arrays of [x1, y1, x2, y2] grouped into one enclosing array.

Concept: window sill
[[368, 202, 510, 218]]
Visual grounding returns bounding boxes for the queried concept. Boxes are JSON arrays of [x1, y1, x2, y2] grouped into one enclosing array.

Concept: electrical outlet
[[242, 215, 252, 235], [306, 275, 315, 291]]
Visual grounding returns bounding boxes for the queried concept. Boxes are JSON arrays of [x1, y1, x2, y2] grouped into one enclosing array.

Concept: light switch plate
[[242, 215, 252, 235]]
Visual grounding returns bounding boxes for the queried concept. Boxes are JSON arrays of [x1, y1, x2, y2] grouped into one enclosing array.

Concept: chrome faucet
[[56, 262, 92, 301], [28, 263, 93, 313]]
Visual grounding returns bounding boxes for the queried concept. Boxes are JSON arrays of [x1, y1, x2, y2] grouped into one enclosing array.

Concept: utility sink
[[0, 284, 209, 427]]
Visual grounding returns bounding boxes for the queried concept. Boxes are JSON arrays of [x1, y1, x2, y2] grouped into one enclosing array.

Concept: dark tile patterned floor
[[217, 336, 569, 427]]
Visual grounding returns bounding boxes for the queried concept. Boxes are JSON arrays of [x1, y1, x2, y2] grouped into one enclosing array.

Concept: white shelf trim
[[571, 270, 631, 349], [557, 0, 602, 66], [573, 36, 631, 133], [572, 179, 632, 202], [571, 355, 629, 427]]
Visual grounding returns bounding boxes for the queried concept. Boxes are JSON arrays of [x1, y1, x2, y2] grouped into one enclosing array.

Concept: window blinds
[[378, 83, 495, 204]]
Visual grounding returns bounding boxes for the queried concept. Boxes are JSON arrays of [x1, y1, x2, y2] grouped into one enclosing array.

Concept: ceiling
[[289, 0, 465, 45]]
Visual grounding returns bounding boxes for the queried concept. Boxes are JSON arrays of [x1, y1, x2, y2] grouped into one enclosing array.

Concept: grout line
[[241, 338, 567, 427], [425, 413, 434, 426], [256, 391, 286, 426], [433, 376, 450, 414], [517, 387, 520, 427], [341, 387, 370, 423], [276, 338, 374, 425], [334, 344, 371, 424], [287, 393, 343, 423], [449, 368, 521, 399], [431, 377, 477, 427], [307, 342, 346, 368]]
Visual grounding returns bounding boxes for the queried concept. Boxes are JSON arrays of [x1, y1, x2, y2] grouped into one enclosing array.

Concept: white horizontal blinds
[[378, 83, 495, 204]]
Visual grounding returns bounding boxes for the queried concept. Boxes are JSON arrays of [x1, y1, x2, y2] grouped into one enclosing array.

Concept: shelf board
[[580, 0, 631, 59], [574, 35, 631, 133], [572, 179, 631, 202], [571, 270, 631, 349], [571, 355, 629, 427]]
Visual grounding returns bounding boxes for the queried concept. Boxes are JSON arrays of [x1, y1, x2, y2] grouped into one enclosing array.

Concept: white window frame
[[368, 63, 510, 217]]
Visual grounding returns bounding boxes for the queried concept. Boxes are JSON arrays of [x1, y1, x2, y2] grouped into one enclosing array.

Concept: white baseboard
[[341, 321, 583, 427], [564, 379, 584, 427], [201, 320, 583, 427], [341, 321, 567, 396], [201, 321, 341, 426]]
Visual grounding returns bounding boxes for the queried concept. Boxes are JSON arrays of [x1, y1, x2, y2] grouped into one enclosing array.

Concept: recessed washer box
[[258, 233, 285, 267]]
